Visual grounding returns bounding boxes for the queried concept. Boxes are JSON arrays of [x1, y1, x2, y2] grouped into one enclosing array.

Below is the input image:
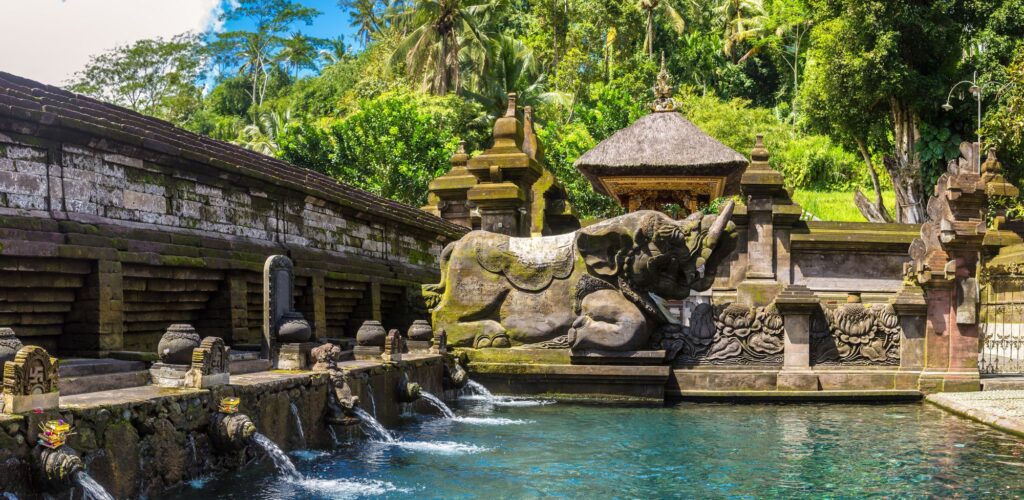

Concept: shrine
[[575, 58, 748, 216]]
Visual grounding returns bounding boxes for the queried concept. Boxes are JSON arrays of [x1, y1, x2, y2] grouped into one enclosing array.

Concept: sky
[[0, 0, 358, 87]]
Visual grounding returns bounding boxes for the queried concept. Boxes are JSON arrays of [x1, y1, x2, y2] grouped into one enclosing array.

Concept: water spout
[[352, 407, 394, 442], [366, 380, 378, 418], [252, 433, 301, 480], [328, 425, 340, 447], [290, 402, 306, 448], [465, 380, 495, 401], [74, 471, 114, 500], [421, 391, 455, 418]]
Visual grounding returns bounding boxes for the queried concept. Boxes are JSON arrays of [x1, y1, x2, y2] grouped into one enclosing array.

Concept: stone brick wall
[[0, 72, 467, 354]]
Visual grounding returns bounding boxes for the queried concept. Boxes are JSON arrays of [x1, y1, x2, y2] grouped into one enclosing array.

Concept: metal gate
[[979, 274, 1024, 374]]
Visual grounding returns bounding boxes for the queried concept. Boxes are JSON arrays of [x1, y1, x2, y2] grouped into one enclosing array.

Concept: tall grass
[[792, 189, 896, 222]]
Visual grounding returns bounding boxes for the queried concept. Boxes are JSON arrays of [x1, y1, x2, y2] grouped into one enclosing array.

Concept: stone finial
[[750, 134, 770, 167], [505, 92, 518, 118], [356, 320, 386, 347], [523, 106, 541, 162], [651, 52, 676, 113], [430, 329, 448, 355], [0, 328, 23, 365], [982, 148, 1021, 199], [157, 324, 201, 364], [407, 320, 433, 341], [452, 141, 469, 167], [382, 329, 403, 363]]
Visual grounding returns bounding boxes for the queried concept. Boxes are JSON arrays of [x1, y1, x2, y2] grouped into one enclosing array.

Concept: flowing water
[[252, 433, 301, 480], [352, 407, 394, 442], [74, 471, 115, 500], [165, 401, 1024, 499], [420, 391, 455, 418], [464, 380, 494, 399], [289, 402, 306, 448], [328, 425, 340, 447], [365, 380, 377, 417]]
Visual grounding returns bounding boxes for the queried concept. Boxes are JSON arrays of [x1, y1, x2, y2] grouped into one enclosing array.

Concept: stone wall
[[0, 355, 446, 498], [0, 72, 467, 354]]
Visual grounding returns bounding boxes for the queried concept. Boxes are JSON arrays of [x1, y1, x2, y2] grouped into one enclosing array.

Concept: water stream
[[351, 407, 394, 442], [74, 471, 115, 500], [251, 433, 301, 480], [420, 392, 455, 418], [465, 380, 494, 400], [289, 402, 306, 448], [327, 425, 340, 447], [366, 380, 378, 417]]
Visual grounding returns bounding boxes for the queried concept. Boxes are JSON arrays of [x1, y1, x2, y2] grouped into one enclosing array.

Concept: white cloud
[[0, 0, 225, 86]]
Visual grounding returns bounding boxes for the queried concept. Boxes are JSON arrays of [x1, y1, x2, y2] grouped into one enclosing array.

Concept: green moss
[[160, 255, 206, 268]]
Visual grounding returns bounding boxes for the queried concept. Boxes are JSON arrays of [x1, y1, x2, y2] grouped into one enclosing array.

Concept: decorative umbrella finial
[[651, 52, 675, 113]]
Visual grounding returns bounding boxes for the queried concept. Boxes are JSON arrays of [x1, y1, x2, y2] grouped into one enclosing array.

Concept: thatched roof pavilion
[[575, 60, 748, 215]]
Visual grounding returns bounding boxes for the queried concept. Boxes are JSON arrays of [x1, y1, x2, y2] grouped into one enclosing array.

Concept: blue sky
[[221, 0, 360, 48]]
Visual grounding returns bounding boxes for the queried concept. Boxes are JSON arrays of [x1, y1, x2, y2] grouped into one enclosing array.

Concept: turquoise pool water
[[174, 397, 1024, 499]]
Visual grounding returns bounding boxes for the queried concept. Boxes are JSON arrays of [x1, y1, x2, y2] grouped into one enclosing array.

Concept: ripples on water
[[161, 400, 1024, 499]]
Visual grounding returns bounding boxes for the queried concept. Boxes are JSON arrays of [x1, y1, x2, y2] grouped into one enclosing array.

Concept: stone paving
[[927, 390, 1024, 438]]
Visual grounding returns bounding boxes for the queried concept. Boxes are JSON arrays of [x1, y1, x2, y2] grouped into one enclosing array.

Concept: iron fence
[[979, 275, 1024, 374]]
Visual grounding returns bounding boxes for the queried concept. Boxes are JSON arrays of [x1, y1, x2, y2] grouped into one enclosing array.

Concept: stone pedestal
[[353, 346, 383, 360], [277, 342, 315, 370], [774, 284, 820, 391], [150, 363, 189, 388]]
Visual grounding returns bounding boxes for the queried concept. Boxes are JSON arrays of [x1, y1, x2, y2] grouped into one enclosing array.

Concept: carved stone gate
[[979, 273, 1024, 374]]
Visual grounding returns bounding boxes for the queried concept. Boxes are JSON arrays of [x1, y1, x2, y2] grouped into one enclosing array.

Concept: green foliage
[[537, 121, 622, 219], [773, 134, 865, 190], [916, 121, 963, 189], [792, 189, 896, 222]]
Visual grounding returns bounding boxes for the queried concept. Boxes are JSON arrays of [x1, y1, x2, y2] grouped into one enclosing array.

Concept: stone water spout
[[32, 421, 114, 500], [210, 399, 257, 452]]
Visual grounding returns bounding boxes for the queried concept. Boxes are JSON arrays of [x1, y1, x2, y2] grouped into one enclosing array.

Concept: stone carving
[[0, 328, 23, 365], [407, 320, 433, 341], [157, 324, 201, 364], [263, 255, 312, 359], [34, 445, 84, 490], [666, 303, 785, 365], [425, 203, 737, 351], [211, 413, 257, 452], [431, 329, 448, 355], [812, 295, 901, 365], [3, 346, 59, 413], [382, 329, 403, 363], [355, 320, 386, 360], [184, 336, 230, 388], [311, 343, 342, 372]]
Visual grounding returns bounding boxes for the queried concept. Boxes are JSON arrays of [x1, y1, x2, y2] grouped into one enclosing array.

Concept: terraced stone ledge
[[927, 390, 1024, 438]]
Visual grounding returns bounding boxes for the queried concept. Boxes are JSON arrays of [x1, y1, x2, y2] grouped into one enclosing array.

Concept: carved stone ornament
[[650, 53, 676, 113], [382, 329, 403, 363], [311, 343, 342, 372], [4, 345, 58, 396], [665, 302, 785, 364], [356, 320, 387, 347], [407, 320, 433, 341], [185, 336, 230, 388], [811, 294, 901, 365]]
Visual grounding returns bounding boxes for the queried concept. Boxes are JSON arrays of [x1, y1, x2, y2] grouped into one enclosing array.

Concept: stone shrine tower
[[574, 57, 748, 216], [422, 94, 578, 236]]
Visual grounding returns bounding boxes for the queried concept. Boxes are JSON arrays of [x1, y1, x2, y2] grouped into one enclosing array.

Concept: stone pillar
[[736, 135, 801, 306], [311, 273, 327, 340], [773, 284, 820, 391], [891, 282, 927, 389], [369, 281, 382, 322], [96, 260, 125, 352], [909, 159, 989, 393], [227, 273, 249, 344]]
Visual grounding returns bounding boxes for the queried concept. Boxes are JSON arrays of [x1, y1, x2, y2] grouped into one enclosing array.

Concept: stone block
[[776, 370, 819, 391], [277, 342, 314, 370]]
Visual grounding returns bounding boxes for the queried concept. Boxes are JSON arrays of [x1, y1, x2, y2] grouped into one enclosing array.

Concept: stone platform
[[461, 349, 671, 403], [927, 390, 1024, 438]]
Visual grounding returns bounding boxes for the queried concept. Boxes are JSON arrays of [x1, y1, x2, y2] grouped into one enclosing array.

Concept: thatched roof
[[575, 111, 748, 196]]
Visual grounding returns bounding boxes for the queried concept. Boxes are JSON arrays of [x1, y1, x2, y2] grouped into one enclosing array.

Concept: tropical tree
[[67, 33, 204, 121], [319, 36, 351, 64], [716, 0, 765, 62], [638, 0, 686, 55], [391, 0, 492, 96], [211, 0, 321, 120], [342, 0, 383, 46], [466, 35, 570, 119], [238, 109, 294, 155], [279, 32, 322, 78]]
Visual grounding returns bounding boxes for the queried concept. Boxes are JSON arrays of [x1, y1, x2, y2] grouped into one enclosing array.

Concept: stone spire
[[740, 134, 786, 197], [421, 140, 478, 228], [651, 52, 676, 113]]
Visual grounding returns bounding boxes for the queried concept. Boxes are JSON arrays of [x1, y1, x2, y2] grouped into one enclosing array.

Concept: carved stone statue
[[424, 203, 736, 351], [3, 345, 59, 413]]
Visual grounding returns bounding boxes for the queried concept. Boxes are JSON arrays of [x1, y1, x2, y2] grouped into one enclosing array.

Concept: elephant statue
[[423, 202, 737, 351]]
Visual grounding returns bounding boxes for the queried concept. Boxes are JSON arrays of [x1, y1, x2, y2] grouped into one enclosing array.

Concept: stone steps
[[58, 358, 151, 396]]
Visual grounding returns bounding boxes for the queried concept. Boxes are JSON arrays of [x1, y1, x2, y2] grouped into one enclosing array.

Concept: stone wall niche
[[263, 255, 313, 369]]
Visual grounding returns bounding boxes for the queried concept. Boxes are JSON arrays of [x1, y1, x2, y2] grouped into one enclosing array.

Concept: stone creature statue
[[423, 202, 737, 351]]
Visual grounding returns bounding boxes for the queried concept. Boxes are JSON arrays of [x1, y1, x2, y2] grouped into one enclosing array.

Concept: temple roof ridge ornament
[[651, 52, 676, 113]]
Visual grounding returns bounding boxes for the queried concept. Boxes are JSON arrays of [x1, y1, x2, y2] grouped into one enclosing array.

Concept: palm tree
[[279, 32, 320, 78], [716, 0, 765, 62], [319, 36, 350, 64], [238, 110, 293, 156], [391, 0, 492, 96], [343, 0, 382, 46], [638, 0, 686, 55], [466, 35, 570, 118]]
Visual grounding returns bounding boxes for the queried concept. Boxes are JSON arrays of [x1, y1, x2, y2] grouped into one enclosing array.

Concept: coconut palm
[[716, 0, 766, 62], [238, 110, 293, 156], [391, 0, 492, 96], [638, 0, 686, 55], [319, 36, 350, 64], [466, 35, 571, 119], [343, 0, 382, 46], [279, 32, 321, 78]]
